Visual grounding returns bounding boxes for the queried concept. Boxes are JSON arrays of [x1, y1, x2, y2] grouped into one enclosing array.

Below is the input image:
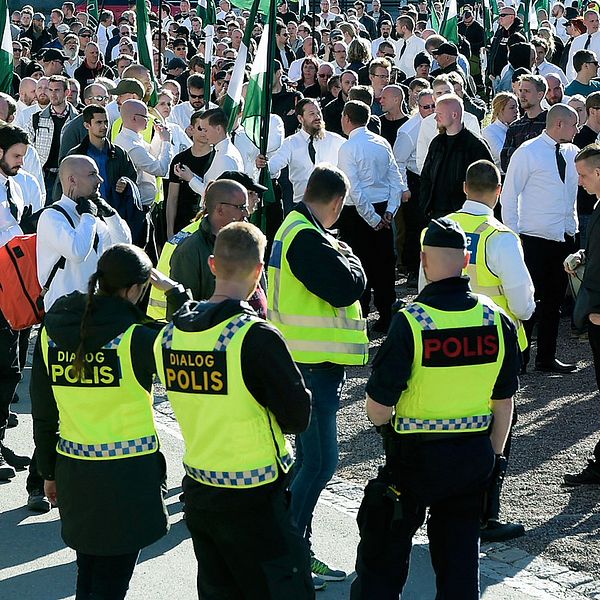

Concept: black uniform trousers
[[75, 551, 139, 600], [0, 310, 30, 441], [401, 170, 425, 275], [337, 203, 396, 324], [520, 234, 576, 366], [351, 432, 495, 600], [183, 477, 315, 600]]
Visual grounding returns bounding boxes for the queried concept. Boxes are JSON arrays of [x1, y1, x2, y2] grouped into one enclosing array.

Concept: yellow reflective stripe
[[468, 268, 502, 296], [148, 297, 167, 308], [271, 220, 306, 314], [267, 309, 366, 331], [473, 222, 490, 235], [287, 339, 369, 355]]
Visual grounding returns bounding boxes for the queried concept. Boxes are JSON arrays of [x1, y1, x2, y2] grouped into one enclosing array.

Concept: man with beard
[[371, 20, 393, 56], [256, 98, 345, 204], [169, 74, 208, 130], [420, 94, 492, 219], [323, 69, 358, 136], [62, 34, 82, 78], [20, 12, 52, 55]]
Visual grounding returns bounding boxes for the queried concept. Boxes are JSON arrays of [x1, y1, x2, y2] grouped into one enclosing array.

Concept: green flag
[[88, 0, 99, 26], [230, 0, 270, 13], [241, 0, 278, 231], [135, 0, 158, 105], [223, 0, 263, 130], [483, 0, 496, 44], [198, 0, 217, 103], [519, 0, 538, 39], [428, 0, 440, 32], [0, 0, 12, 94], [440, 0, 459, 44]]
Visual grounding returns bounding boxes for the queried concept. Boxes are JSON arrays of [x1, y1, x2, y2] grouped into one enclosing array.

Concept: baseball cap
[[422, 218, 467, 250], [110, 78, 145, 97], [166, 57, 187, 70], [43, 48, 66, 63], [32, 12, 45, 21], [414, 51, 431, 68], [218, 171, 268, 193], [432, 42, 458, 57], [56, 24, 70, 33]]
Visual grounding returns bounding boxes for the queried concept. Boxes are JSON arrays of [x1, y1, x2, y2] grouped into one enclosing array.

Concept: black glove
[[94, 196, 116, 218], [76, 197, 98, 217]]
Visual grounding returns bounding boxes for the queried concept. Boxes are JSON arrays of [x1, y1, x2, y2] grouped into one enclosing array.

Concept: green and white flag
[[299, 0, 310, 20], [519, 0, 538, 38], [136, 0, 158, 105], [88, 0, 99, 26], [440, 0, 459, 44], [223, 0, 262, 131], [0, 0, 12, 94], [198, 0, 217, 103], [230, 0, 270, 14], [427, 0, 440, 32]]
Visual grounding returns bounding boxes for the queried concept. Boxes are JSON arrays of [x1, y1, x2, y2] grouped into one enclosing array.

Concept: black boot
[[0, 446, 16, 480], [1, 443, 31, 470]]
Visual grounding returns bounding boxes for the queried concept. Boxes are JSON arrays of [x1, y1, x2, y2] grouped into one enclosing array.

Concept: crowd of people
[[3, 0, 600, 598]]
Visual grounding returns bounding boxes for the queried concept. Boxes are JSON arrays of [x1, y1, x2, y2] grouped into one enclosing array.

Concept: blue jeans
[[291, 363, 346, 541]]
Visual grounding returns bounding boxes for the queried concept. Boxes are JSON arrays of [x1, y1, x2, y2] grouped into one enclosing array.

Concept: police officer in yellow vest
[[154, 222, 314, 599], [351, 218, 519, 600], [448, 159, 535, 543], [30, 244, 189, 599], [267, 165, 369, 587]]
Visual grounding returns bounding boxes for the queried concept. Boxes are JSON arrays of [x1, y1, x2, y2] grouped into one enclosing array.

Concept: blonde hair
[[213, 222, 266, 278], [491, 91, 518, 122]]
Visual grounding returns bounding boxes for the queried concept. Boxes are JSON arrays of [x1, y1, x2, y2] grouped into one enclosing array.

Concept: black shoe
[[27, 490, 52, 513], [0, 449, 16, 481], [0, 444, 30, 470], [564, 462, 600, 486], [535, 359, 577, 374], [480, 520, 525, 542], [7, 412, 18, 428]]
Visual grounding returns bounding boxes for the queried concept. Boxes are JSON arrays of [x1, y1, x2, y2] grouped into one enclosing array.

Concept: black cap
[[414, 51, 431, 68], [43, 48, 66, 63], [432, 42, 458, 57], [422, 218, 467, 250], [565, 6, 579, 19], [218, 171, 268, 193], [166, 57, 187, 70]]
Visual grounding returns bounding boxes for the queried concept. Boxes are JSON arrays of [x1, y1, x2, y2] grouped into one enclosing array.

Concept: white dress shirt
[[189, 137, 245, 196], [23, 145, 45, 205], [482, 119, 508, 170], [566, 31, 600, 81], [169, 101, 195, 131], [371, 35, 391, 56], [552, 17, 568, 42], [416, 111, 481, 173], [501, 131, 579, 242], [36, 195, 131, 310], [0, 172, 25, 248], [106, 100, 121, 125], [268, 128, 345, 203], [13, 169, 44, 214], [64, 55, 83, 78], [395, 34, 426, 78], [393, 112, 423, 182], [338, 126, 406, 228], [15, 102, 41, 130], [114, 127, 174, 206], [535, 60, 568, 85]]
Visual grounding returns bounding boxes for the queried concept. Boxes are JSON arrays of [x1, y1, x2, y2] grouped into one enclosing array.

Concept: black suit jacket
[[583, 203, 600, 314]]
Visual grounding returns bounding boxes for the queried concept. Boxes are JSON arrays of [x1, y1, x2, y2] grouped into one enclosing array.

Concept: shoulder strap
[[32, 110, 41, 134]]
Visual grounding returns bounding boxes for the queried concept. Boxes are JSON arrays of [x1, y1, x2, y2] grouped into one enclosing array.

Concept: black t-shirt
[[169, 147, 213, 234], [380, 115, 408, 148]]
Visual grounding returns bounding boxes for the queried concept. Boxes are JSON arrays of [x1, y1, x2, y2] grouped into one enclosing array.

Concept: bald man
[[16, 78, 38, 115], [379, 84, 409, 147], [501, 103, 579, 373], [114, 99, 173, 208]]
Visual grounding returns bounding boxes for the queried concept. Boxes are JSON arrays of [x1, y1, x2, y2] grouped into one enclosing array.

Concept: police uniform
[[30, 290, 189, 596], [154, 298, 314, 599], [350, 219, 520, 600]]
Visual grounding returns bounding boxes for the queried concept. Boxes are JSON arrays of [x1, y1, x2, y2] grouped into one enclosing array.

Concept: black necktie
[[556, 143, 566, 183], [535, 65, 540, 75], [585, 33, 592, 49], [308, 135, 316, 164], [398, 40, 407, 60], [231, 130, 237, 145], [5, 180, 18, 220]]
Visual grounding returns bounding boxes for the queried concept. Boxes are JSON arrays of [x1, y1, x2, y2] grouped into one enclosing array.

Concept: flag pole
[[260, 0, 277, 156], [158, 0, 163, 84]]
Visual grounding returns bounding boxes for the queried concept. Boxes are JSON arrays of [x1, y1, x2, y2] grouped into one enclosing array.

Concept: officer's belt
[[395, 414, 493, 432], [58, 435, 158, 458]]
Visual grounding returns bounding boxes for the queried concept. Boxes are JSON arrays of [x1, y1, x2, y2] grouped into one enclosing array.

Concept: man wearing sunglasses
[[566, 50, 600, 97], [488, 7, 523, 85]]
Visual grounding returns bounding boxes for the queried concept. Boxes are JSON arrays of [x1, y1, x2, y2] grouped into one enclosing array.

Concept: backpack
[[0, 205, 74, 330]]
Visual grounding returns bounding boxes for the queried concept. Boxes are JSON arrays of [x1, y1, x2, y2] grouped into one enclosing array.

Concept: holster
[[482, 454, 508, 523]]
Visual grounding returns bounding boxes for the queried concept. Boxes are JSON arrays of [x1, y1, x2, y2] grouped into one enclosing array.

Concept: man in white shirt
[[501, 104, 579, 373], [288, 37, 322, 82], [114, 99, 174, 207], [533, 37, 568, 83], [551, 3, 569, 42], [256, 98, 345, 204], [337, 100, 405, 332], [15, 77, 50, 130], [177, 108, 244, 197], [371, 20, 393, 56], [15, 78, 37, 121], [329, 41, 349, 75], [566, 9, 600, 81], [395, 15, 426, 79], [169, 74, 210, 131], [394, 89, 435, 285], [416, 75, 481, 173]]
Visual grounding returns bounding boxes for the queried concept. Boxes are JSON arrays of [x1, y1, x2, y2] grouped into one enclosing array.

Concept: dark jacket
[[574, 125, 599, 217], [73, 60, 115, 93], [276, 45, 296, 69], [419, 127, 493, 218], [323, 94, 345, 136], [359, 13, 378, 39], [488, 18, 523, 77], [272, 85, 302, 137], [20, 26, 52, 55], [582, 203, 600, 315], [30, 290, 186, 555], [369, 9, 393, 31]]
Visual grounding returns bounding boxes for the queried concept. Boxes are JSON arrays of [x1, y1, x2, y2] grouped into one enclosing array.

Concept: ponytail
[[72, 271, 100, 379]]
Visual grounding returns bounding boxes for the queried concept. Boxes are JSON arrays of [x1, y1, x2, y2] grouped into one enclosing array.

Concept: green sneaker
[[311, 556, 346, 582]]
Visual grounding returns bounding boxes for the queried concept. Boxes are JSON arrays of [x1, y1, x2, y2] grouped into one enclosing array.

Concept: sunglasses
[[499, 13, 513, 17], [419, 103, 435, 110]]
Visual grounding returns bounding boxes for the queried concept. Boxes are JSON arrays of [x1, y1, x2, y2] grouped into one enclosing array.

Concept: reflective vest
[[267, 210, 369, 366], [147, 219, 201, 320], [393, 298, 505, 435], [448, 211, 528, 351], [153, 313, 293, 488], [111, 115, 163, 204], [40, 325, 159, 460]]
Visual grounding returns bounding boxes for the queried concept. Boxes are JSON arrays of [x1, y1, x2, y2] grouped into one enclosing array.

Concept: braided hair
[[72, 244, 152, 378]]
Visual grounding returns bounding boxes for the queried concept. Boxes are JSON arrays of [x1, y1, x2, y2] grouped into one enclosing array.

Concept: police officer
[[154, 222, 314, 599], [351, 218, 520, 600], [267, 165, 369, 587], [448, 159, 535, 542], [30, 244, 189, 600]]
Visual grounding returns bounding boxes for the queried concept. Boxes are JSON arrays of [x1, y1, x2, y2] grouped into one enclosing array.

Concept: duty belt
[[395, 414, 493, 432], [58, 434, 158, 458]]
